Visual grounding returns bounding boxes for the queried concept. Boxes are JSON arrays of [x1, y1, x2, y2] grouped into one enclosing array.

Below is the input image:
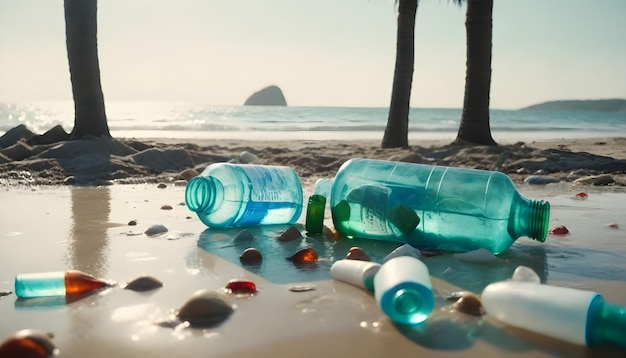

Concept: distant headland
[[243, 85, 287, 106], [519, 99, 626, 112]]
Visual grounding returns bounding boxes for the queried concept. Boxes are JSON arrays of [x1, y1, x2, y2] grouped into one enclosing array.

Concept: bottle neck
[[185, 176, 222, 213], [586, 295, 626, 348], [510, 196, 550, 242]]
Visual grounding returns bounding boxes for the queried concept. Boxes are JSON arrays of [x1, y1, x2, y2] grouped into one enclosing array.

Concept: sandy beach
[[1, 134, 626, 357]]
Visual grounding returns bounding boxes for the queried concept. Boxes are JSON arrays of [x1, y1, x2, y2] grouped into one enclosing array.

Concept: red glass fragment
[[289, 248, 319, 264], [225, 280, 257, 294], [574, 192, 588, 199], [549, 225, 570, 235], [608, 223, 619, 229]]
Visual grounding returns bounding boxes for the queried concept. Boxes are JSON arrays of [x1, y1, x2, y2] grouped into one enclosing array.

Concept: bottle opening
[[185, 176, 220, 213], [529, 200, 550, 242], [394, 288, 421, 314]]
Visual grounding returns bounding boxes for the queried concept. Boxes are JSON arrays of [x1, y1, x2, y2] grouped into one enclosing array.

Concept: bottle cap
[[330, 260, 381, 292]]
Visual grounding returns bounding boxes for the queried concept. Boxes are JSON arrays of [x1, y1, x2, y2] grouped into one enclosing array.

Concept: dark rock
[[244, 85, 287, 106], [0, 141, 33, 161], [574, 174, 615, 186], [26, 124, 70, 145], [0, 124, 36, 148]]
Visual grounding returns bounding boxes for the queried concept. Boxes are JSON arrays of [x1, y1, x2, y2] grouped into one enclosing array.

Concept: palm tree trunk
[[65, 0, 111, 139], [455, 0, 496, 146], [382, 0, 418, 148]]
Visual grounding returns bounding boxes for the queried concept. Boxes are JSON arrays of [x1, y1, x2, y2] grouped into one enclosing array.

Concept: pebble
[[179, 168, 199, 181], [446, 291, 485, 316], [157, 183, 167, 189], [0, 329, 58, 357], [288, 247, 319, 264], [289, 284, 316, 292], [608, 223, 619, 228], [144, 224, 168, 236], [160, 204, 173, 210], [511, 266, 541, 284], [124, 276, 163, 292], [128, 220, 137, 226], [277, 226, 302, 242], [345, 247, 371, 261], [0, 290, 12, 297], [523, 175, 561, 185], [177, 289, 234, 327], [239, 248, 263, 265]]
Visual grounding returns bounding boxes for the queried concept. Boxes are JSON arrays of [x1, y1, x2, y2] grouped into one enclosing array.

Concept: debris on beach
[[277, 226, 303, 242], [144, 224, 168, 236], [128, 219, 138, 226], [445, 291, 485, 317], [383, 244, 422, 262], [0, 329, 58, 357], [160, 204, 173, 210], [574, 192, 588, 200], [288, 247, 319, 264], [225, 280, 257, 295], [239, 248, 263, 265], [0, 290, 12, 297], [176, 289, 234, 327], [234, 229, 254, 242], [523, 175, 561, 185], [511, 266, 541, 284], [549, 225, 570, 235], [157, 183, 167, 189], [345, 247, 371, 261], [322, 226, 342, 241], [288, 284, 316, 292], [573, 174, 615, 186], [453, 248, 500, 264], [123, 276, 163, 292], [607, 223, 619, 229]]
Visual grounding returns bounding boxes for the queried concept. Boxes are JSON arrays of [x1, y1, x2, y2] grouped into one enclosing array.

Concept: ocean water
[[1, 100, 625, 142]]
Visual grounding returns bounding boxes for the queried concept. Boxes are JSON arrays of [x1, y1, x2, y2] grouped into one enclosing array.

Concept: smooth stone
[[277, 226, 302, 242], [523, 175, 561, 185], [177, 289, 234, 327], [288, 247, 318, 264], [447, 291, 485, 316], [511, 266, 541, 284], [345, 247, 371, 261], [144, 224, 168, 236], [124, 276, 163, 292], [0, 329, 57, 357], [239, 248, 263, 265]]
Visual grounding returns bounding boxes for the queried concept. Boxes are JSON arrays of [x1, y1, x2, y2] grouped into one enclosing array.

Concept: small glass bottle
[[305, 178, 333, 234], [185, 163, 303, 228], [325, 158, 550, 254], [481, 281, 626, 348], [374, 256, 434, 325], [15, 270, 112, 298]]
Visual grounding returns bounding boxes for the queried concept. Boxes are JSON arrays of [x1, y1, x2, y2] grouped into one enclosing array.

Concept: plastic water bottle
[[15, 270, 113, 298], [481, 281, 626, 348], [374, 256, 434, 325], [185, 163, 303, 228], [322, 158, 550, 254]]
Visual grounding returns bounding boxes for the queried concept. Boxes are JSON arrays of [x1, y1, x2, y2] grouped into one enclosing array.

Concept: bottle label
[[235, 166, 296, 226]]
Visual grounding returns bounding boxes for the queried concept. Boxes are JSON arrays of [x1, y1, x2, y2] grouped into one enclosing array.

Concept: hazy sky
[[0, 0, 624, 109]]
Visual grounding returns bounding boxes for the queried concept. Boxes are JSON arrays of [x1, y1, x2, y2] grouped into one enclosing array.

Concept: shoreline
[[0, 129, 625, 187]]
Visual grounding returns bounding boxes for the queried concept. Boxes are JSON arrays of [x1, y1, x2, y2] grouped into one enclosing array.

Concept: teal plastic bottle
[[482, 281, 626, 348], [185, 163, 303, 228], [325, 158, 550, 254]]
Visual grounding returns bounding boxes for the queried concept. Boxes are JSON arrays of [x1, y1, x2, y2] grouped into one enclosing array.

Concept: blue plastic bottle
[[325, 158, 550, 254], [185, 163, 303, 228]]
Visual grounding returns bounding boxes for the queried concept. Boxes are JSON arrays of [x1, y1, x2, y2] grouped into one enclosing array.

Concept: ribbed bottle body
[[329, 158, 549, 254]]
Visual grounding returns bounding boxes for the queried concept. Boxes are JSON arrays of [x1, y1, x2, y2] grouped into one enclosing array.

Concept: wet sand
[[1, 180, 625, 357]]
